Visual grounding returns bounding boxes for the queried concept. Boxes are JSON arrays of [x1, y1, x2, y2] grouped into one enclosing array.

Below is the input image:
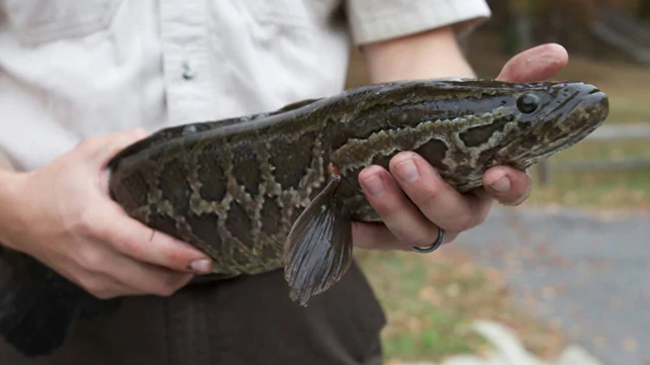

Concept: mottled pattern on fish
[[108, 79, 609, 303]]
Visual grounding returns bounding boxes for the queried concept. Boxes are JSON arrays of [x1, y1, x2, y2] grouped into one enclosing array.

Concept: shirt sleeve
[[345, 0, 491, 45], [0, 151, 14, 171]]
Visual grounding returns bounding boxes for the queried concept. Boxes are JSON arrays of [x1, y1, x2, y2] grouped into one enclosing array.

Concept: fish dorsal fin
[[284, 172, 353, 306]]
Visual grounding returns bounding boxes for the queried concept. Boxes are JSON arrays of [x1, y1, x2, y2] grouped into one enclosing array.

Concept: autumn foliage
[[485, 0, 650, 61]]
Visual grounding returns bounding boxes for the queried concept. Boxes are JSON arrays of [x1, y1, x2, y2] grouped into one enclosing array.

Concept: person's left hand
[[352, 43, 569, 250]]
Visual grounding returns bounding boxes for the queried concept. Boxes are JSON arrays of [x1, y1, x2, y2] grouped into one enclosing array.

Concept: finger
[[358, 165, 444, 250], [352, 222, 399, 250], [93, 205, 214, 274], [80, 128, 149, 166], [352, 221, 459, 251], [497, 43, 569, 82], [62, 243, 187, 298], [103, 253, 194, 296], [65, 267, 140, 299], [482, 166, 532, 206], [388, 152, 478, 233], [467, 187, 494, 227]]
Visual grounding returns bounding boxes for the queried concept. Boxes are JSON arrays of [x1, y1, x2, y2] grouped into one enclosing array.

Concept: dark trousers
[[0, 261, 386, 365]]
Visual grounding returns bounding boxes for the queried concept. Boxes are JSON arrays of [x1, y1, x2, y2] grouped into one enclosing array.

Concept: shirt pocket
[[3, 0, 122, 45]]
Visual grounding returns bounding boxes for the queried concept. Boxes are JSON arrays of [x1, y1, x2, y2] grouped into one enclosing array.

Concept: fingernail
[[362, 175, 385, 197], [190, 259, 213, 274], [490, 176, 511, 193], [395, 159, 419, 183]]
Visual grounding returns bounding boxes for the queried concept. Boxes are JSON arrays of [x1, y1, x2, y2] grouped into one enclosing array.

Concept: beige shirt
[[0, 0, 490, 171]]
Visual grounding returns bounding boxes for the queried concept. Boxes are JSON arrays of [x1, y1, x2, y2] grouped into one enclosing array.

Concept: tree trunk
[[640, 0, 650, 23], [502, 0, 533, 55]]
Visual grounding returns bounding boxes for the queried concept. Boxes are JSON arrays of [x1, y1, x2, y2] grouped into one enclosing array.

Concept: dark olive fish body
[[0, 79, 609, 357], [108, 79, 608, 304]]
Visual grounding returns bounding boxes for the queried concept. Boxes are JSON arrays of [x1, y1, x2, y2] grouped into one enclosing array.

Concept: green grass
[[355, 251, 564, 363], [361, 252, 478, 360], [357, 251, 481, 362]]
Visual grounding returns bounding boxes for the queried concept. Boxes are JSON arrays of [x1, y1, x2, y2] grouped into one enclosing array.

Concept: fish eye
[[516, 94, 540, 114]]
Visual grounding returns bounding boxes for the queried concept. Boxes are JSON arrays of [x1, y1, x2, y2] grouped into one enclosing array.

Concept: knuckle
[[119, 237, 143, 258], [78, 136, 101, 150], [75, 248, 104, 271], [417, 185, 443, 207], [55, 154, 76, 172], [75, 208, 100, 238]]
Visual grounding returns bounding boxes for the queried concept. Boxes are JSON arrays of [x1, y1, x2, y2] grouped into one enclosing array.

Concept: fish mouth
[[553, 87, 609, 147], [494, 83, 609, 167]]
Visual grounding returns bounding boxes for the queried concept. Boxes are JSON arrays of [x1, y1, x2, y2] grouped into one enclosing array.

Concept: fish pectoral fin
[[283, 175, 353, 306]]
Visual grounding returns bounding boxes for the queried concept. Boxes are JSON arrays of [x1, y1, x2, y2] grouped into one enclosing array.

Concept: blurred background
[[346, 1, 650, 364]]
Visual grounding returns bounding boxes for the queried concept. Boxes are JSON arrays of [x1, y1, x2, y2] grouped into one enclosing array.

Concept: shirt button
[[182, 61, 195, 80]]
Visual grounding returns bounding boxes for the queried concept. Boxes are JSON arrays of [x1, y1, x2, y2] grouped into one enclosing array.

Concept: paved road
[[449, 206, 650, 365]]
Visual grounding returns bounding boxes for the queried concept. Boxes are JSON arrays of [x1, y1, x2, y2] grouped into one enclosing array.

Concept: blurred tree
[[639, 0, 650, 22], [531, 0, 597, 54], [500, 0, 533, 55], [484, 0, 648, 63]]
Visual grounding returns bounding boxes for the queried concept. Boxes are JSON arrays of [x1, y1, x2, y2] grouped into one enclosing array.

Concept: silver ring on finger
[[411, 227, 445, 254]]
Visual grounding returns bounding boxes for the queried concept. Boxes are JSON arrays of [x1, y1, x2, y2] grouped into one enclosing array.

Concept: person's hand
[[0, 129, 214, 299], [353, 43, 569, 250]]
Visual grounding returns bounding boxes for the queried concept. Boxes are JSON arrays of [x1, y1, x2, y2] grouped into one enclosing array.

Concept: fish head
[[490, 81, 609, 168], [380, 79, 609, 192]]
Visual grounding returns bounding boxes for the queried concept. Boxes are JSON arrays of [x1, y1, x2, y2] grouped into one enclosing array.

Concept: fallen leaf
[[623, 338, 638, 353]]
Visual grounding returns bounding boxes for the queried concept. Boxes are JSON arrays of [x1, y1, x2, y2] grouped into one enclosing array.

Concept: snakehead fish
[[0, 79, 608, 357]]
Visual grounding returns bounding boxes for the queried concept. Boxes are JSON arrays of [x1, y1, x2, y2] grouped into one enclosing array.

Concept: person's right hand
[[0, 129, 214, 299]]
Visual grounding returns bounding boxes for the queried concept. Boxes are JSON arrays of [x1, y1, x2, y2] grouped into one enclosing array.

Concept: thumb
[[82, 128, 150, 167], [496, 43, 569, 83]]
